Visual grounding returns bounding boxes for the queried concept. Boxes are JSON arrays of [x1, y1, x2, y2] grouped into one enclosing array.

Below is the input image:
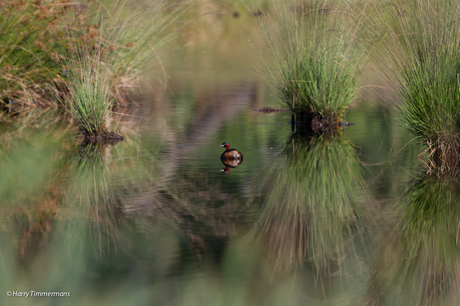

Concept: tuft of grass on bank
[[0, 1, 68, 105], [77, 0, 183, 102], [361, 0, 460, 161], [397, 1, 460, 157], [53, 0, 184, 138], [0, 0, 183, 108], [59, 35, 116, 139], [256, 0, 363, 119]]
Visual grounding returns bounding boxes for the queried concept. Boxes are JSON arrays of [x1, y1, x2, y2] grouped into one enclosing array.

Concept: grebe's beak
[[219, 144, 224, 147]]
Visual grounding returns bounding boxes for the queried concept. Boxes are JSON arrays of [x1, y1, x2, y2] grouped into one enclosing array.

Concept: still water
[[1, 44, 457, 306]]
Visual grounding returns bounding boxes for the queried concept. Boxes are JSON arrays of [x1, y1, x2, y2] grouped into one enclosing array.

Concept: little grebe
[[220, 142, 243, 168]]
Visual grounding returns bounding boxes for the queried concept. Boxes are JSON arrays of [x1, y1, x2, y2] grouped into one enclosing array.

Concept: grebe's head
[[220, 142, 231, 150]]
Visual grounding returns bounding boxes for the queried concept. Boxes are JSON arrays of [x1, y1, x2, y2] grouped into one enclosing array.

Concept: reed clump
[[256, 0, 363, 121]]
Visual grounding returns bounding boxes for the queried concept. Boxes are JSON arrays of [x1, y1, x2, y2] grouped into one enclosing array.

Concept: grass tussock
[[361, 0, 460, 159], [72, 0, 182, 101], [60, 0, 182, 138], [0, 0, 181, 106], [256, 0, 363, 119], [57, 25, 120, 139], [0, 0, 183, 139]]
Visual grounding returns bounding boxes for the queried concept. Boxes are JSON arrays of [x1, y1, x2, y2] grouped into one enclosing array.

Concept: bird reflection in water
[[219, 142, 243, 174]]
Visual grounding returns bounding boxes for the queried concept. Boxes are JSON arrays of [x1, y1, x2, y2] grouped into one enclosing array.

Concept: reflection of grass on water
[[60, 141, 123, 258], [371, 172, 460, 305], [0, 116, 75, 298], [257, 0, 362, 119], [0, 134, 62, 231], [257, 133, 368, 272], [0, 109, 72, 224], [62, 134, 242, 260], [37, 136, 245, 303], [0, 134, 179, 302]]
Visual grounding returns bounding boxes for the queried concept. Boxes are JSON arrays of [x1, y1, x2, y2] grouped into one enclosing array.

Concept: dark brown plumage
[[220, 142, 243, 168]]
